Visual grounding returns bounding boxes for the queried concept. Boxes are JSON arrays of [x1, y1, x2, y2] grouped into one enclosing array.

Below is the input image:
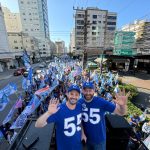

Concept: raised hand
[[114, 89, 130, 106], [48, 98, 59, 115]]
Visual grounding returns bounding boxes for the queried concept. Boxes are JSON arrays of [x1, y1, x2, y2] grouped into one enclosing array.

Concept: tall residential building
[[18, 0, 49, 39], [55, 41, 65, 54], [69, 28, 75, 53], [2, 6, 22, 32], [74, 7, 117, 55], [114, 31, 136, 56], [122, 20, 150, 55], [18, 0, 50, 57], [0, 3, 13, 71]]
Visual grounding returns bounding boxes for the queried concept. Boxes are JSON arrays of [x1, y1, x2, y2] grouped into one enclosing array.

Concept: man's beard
[[84, 94, 94, 101]]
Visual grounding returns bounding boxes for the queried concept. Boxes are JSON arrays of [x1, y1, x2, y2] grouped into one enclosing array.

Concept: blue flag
[[10, 95, 41, 129], [0, 94, 10, 111], [27, 68, 33, 86], [22, 51, 31, 70], [1, 83, 17, 96], [22, 77, 27, 90], [2, 102, 16, 124]]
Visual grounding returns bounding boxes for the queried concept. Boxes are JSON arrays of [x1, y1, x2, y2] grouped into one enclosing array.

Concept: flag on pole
[[1, 83, 17, 97], [2, 95, 23, 124], [10, 95, 40, 129], [15, 96, 23, 109]]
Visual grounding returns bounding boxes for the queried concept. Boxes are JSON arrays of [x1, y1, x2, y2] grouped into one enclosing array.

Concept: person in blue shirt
[[35, 84, 83, 150], [79, 82, 130, 150]]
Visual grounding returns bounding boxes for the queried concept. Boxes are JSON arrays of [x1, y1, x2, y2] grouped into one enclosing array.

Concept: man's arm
[[35, 98, 59, 128], [35, 111, 52, 128]]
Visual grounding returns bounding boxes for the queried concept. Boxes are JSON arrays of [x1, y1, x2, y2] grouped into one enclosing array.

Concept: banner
[[1, 83, 17, 97], [10, 95, 40, 129]]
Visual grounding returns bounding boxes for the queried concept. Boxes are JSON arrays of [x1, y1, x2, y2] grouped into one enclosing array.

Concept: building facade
[[122, 20, 150, 55], [2, 6, 22, 32], [18, 0, 50, 57], [8, 32, 39, 56], [0, 3, 13, 71], [18, 0, 49, 39], [55, 41, 65, 54], [74, 7, 117, 55]]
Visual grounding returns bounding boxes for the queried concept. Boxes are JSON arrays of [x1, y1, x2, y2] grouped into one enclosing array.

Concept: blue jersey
[[47, 103, 82, 150], [78, 96, 116, 144]]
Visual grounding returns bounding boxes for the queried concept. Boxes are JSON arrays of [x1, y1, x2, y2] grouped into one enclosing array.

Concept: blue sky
[[0, 0, 150, 47]]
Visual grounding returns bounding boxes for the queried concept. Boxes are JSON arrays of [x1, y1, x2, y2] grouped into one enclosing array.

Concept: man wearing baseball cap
[[79, 82, 130, 150], [35, 84, 83, 150]]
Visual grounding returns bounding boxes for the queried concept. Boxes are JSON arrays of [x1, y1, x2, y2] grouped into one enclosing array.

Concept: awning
[[94, 58, 107, 63]]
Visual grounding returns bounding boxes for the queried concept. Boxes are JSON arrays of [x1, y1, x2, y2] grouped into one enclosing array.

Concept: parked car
[[13, 68, 26, 76]]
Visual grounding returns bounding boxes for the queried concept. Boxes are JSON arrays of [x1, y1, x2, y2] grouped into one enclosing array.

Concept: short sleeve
[[47, 110, 60, 124], [100, 98, 116, 113]]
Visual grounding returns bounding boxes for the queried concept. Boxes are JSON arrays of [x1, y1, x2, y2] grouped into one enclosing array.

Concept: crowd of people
[[0, 57, 150, 150]]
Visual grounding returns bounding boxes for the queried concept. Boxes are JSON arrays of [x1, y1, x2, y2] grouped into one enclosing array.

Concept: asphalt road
[[0, 63, 41, 124]]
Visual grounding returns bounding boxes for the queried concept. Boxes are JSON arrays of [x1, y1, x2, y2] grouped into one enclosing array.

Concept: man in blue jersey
[[79, 82, 130, 150], [35, 85, 83, 150]]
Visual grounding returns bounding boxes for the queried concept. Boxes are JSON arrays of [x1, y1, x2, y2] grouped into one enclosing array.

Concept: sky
[[0, 0, 150, 47]]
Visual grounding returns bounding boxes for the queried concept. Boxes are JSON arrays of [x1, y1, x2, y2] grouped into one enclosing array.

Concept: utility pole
[[73, 7, 89, 69]]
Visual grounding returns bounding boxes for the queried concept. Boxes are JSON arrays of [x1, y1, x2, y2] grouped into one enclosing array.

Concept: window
[[31, 29, 33, 31], [22, 13, 25, 15], [93, 15, 97, 19], [107, 16, 117, 20], [92, 21, 97, 24], [77, 26, 83, 29], [14, 40, 17, 43], [15, 47, 18, 49], [77, 20, 84, 25], [24, 18, 26, 21], [107, 22, 116, 25], [43, 52, 46, 54], [107, 27, 116, 30], [92, 32, 96, 35], [30, 19, 32, 21], [21, 1, 23, 4], [92, 26, 96, 30], [25, 29, 28, 31], [92, 37, 96, 40], [98, 21, 101, 24], [29, 13, 31, 15]]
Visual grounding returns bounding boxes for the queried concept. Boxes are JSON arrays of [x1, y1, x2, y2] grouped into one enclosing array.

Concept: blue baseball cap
[[83, 82, 94, 89], [68, 84, 80, 94]]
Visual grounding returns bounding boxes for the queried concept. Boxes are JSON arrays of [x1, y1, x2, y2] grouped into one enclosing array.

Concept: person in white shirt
[[142, 121, 150, 139]]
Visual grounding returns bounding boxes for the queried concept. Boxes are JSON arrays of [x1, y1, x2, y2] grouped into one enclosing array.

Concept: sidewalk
[[120, 72, 150, 109], [121, 72, 150, 90]]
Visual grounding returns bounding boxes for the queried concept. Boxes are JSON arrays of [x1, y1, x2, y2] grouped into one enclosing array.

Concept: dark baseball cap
[[68, 84, 80, 94], [83, 82, 94, 89]]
